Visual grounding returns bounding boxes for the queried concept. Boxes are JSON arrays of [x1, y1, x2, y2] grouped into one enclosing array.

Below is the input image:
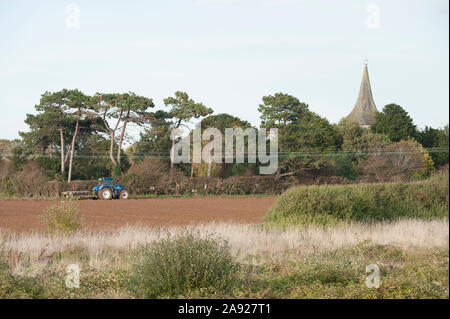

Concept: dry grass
[[1, 219, 448, 276]]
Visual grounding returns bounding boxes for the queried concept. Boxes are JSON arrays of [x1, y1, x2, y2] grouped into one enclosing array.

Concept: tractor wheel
[[99, 188, 113, 200], [119, 189, 129, 200]]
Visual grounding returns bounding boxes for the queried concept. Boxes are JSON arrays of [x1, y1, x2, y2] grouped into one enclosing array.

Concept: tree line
[[0, 89, 448, 182]]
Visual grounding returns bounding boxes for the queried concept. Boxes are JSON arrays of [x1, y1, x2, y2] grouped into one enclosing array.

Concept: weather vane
[[363, 59, 369, 66]]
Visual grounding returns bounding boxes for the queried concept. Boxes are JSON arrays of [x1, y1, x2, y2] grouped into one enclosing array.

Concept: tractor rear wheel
[[99, 188, 113, 200], [119, 189, 129, 200]]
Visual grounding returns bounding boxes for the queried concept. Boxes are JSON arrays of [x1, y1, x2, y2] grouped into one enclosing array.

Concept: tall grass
[[265, 172, 449, 226], [1, 219, 447, 276]]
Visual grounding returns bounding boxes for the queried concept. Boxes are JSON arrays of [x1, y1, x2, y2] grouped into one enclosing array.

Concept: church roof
[[346, 64, 378, 126]]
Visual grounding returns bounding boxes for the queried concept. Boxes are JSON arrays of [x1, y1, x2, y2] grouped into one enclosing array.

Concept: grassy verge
[[1, 241, 447, 299], [0, 220, 448, 299], [236, 243, 448, 299]]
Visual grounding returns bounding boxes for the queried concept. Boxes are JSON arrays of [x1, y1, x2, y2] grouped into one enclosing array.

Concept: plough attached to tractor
[[62, 177, 130, 200]]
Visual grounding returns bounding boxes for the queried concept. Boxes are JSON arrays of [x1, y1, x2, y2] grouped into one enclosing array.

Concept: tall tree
[[20, 112, 59, 157], [337, 118, 391, 160], [20, 89, 91, 181], [21, 90, 68, 172], [164, 91, 213, 171], [200, 113, 253, 178], [201, 113, 252, 132], [65, 89, 90, 182], [91, 92, 154, 175], [258, 92, 342, 176], [335, 118, 392, 179], [133, 110, 173, 162], [371, 103, 416, 142], [416, 124, 449, 168], [72, 134, 129, 180]]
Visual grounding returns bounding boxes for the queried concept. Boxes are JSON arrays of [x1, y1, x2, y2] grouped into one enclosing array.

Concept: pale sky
[[0, 0, 448, 142]]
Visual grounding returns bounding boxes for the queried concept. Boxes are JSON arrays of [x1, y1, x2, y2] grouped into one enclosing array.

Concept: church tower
[[346, 62, 378, 128]]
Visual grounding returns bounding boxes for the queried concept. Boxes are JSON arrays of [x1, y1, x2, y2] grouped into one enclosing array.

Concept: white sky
[[0, 0, 448, 142]]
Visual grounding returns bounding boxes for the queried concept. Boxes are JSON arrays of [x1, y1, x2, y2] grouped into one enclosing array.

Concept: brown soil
[[0, 197, 278, 233]]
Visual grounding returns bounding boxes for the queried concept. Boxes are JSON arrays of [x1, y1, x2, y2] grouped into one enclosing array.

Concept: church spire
[[346, 62, 378, 127]]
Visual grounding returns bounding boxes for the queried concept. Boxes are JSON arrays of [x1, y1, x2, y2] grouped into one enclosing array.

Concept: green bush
[[0, 272, 45, 299], [39, 201, 84, 236], [335, 156, 360, 180], [265, 172, 449, 226], [129, 231, 239, 298]]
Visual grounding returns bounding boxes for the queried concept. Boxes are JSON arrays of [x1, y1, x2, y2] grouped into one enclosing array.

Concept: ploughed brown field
[[0, 197, 278, 233]]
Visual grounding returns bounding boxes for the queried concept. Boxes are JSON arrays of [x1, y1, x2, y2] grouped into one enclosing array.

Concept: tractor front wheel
[[119, 189, 129, 200], [98, 188, 113, 200]]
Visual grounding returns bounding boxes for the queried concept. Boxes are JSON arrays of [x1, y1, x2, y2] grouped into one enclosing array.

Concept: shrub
[[334, 156, 360, 180], [121, 158, 186, 195], [39, 201, 83, 236], [265, 171, 449, 226], [361, 139, 434, 182], [0, 161, 51, 197], [129, 231, 239, 298]]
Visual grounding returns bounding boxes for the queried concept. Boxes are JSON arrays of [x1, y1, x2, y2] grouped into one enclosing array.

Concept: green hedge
[[265, 172, 449, 226]]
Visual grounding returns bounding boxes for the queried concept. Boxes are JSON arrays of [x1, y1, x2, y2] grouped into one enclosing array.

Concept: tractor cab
[[93, 177, 129, 200], [97, 177, 114, 187]]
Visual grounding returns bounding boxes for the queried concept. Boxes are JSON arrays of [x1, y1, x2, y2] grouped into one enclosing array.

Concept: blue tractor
[[93, 177, 129, 200]]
